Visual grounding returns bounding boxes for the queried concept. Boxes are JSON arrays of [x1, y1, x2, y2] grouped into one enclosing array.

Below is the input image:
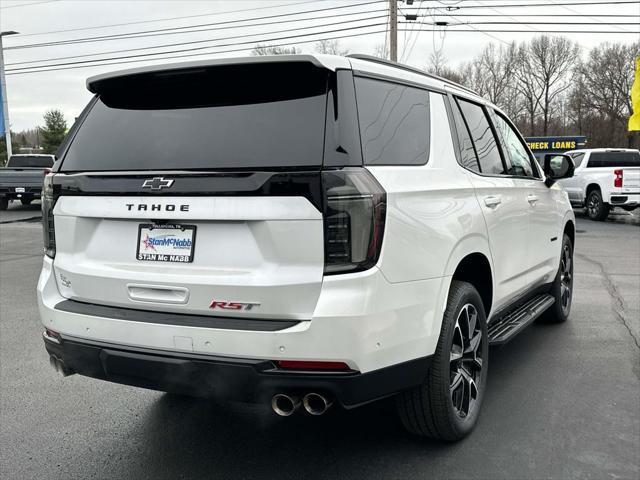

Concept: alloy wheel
[[560, 243, 572, 314], [587, 193, 599, 218], [449, 304, 483, 419]]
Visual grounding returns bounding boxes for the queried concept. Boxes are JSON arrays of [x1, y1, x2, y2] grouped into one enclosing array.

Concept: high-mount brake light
[[614, 169, 623, 188], [322, 169, 386, 275], [42, 173, 57, 258]]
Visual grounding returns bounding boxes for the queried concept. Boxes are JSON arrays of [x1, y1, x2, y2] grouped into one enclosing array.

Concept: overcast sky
[[1, 0, 639, 131]]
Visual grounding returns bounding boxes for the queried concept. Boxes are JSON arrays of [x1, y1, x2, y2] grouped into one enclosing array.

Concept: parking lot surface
[[0, 205, 638, 480]]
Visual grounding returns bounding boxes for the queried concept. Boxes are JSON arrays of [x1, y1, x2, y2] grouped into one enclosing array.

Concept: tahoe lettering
[[126, 203, 189, 212]]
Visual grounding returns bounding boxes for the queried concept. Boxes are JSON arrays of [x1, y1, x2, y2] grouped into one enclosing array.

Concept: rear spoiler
[[86, 55, 350, 93]]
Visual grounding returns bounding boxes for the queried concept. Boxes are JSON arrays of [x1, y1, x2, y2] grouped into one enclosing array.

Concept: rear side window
[[456, 98, 505, 175], [354, 77, 430, 165], [450, 99, 480, 172], [8, 156, 53, 168], [587, 151, 640, 168], [61, 63, 329, 171]]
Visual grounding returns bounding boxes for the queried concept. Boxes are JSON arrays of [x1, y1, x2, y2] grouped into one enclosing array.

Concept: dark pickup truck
[[0, 154, 55, 210]]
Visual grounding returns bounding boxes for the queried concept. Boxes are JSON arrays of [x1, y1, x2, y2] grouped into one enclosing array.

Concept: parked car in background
[[559, 148, 640, 221], [0, 154, 55, 210]]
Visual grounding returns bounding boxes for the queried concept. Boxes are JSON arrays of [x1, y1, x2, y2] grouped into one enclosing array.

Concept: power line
[[0, 0, 58, 9], [6, 29, 388, 76], [7, 14, 388, 66], [435, 0, 640, 8], [397, 26, 640, 33], [6, 1, 385, 50], [11, 0, 324, 37], [6, 8, 389, 62], [7, 23, 387, 73]]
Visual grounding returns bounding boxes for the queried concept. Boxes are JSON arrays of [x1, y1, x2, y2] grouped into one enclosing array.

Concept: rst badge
[[209, 300, 261, 311]]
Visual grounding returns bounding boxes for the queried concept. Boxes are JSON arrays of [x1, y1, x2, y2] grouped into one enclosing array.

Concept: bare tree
[[525, 36, 579, 135], [251, 44, 300, 56], [372, 43, 388, 60], [315, 39, 350, 56], [578, 42, 640, 129]]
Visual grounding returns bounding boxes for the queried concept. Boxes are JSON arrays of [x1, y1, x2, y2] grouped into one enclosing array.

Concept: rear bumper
[[43, 334, 430, 408], [607, 192, 639, 206], [38, 256, 449, 401]]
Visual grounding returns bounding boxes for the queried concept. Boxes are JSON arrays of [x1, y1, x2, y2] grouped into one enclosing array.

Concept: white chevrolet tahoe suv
[[38, 54, 576, 441], [560, 148, 640, 221]]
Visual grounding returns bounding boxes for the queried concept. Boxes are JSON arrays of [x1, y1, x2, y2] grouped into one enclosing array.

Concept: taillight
[[43, 168, 51, 176], [322, 168, 386, 275], [614, 169, 623, 188], [42, 174, 57, 258]]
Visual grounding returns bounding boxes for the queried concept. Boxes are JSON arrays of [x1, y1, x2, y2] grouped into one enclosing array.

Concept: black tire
[[20, 198, 32, 206], [396, 281, 488, 441], [0, 198, 8, 211], [539, 233, 573, 323], [586, 189, 610, 221]]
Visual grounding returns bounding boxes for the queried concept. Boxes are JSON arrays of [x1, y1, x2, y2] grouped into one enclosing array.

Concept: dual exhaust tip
[[271, 392, 333, 417], [49, 355, 73, 377]]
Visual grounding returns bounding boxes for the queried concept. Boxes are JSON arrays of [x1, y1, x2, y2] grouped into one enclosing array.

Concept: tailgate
[[52, 195, 324, 320], [622, 167, 640, 189]]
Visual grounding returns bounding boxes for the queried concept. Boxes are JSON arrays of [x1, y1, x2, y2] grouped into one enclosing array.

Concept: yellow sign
[[630, 57, 640, 132], [526, 140, 577, 151]]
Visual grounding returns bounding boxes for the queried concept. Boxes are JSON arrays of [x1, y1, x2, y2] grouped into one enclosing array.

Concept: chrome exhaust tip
[[49, 355, 73, 377], [302, 393, 333, 416], [271, 394, 300, 417]]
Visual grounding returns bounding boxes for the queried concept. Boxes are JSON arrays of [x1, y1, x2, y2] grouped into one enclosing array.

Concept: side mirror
[[543, 154, 575, 187]]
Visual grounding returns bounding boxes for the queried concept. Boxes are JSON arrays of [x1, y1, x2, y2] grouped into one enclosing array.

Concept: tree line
[[429, 36, 639, 148], [3, 35, 637, 164]]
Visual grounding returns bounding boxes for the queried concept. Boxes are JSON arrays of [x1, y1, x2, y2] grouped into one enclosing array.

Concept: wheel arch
[[449, 252, 493, 319], [585, 183, 601, 196], [563, 219, 575, 247]]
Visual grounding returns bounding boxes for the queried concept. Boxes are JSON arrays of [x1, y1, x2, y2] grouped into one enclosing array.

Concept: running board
[[488, 294, 555, 346]]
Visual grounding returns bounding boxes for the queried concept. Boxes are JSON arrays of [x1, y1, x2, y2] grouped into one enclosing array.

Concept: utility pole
[[389, 0, 397, 62], [0, 31, 19, 162]]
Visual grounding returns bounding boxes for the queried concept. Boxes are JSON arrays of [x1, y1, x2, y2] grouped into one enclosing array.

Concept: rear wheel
[[586, 189, 610, 221], [539, 234, 573, 323], [0, 198, 8, 210], [20, 198, 32, 206], [396, 281, 488, 441]]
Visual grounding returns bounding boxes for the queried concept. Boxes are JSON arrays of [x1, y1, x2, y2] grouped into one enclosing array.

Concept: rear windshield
[[587, 151, 640, 168], [8, 156, 53, 168], [61, 63, 329, 171]]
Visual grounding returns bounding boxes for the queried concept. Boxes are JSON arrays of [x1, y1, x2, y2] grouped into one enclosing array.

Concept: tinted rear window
[[587, 151, 640, 168], [8, 156, 53, 168], [61, 63, 329, 171]]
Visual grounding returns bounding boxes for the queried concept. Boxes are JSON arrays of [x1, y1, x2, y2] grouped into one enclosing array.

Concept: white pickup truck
[[559, 148, 640, 221]]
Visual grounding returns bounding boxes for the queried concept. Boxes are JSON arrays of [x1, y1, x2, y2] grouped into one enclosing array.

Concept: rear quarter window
[[354, 76, 430, 166], [587, 151, 640, 168]]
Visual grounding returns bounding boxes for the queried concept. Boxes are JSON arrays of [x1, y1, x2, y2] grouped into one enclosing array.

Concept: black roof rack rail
[[346, 54, 477, 96]]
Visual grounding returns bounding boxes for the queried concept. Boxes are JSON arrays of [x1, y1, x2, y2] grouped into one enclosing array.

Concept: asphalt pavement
[[0, 205, 638, 480]]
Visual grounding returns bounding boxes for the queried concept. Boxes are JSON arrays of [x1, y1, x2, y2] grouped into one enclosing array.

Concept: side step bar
[[488, 294, 555, 346]]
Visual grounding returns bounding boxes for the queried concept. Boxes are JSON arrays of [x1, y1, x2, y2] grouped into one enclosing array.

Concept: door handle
[[484, 195, 502, 208], [527, 194, 539, 205]]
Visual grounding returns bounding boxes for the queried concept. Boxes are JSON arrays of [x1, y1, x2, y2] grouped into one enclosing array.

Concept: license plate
[[136, 224, 196, 263], [15, 187, 25, 193]]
